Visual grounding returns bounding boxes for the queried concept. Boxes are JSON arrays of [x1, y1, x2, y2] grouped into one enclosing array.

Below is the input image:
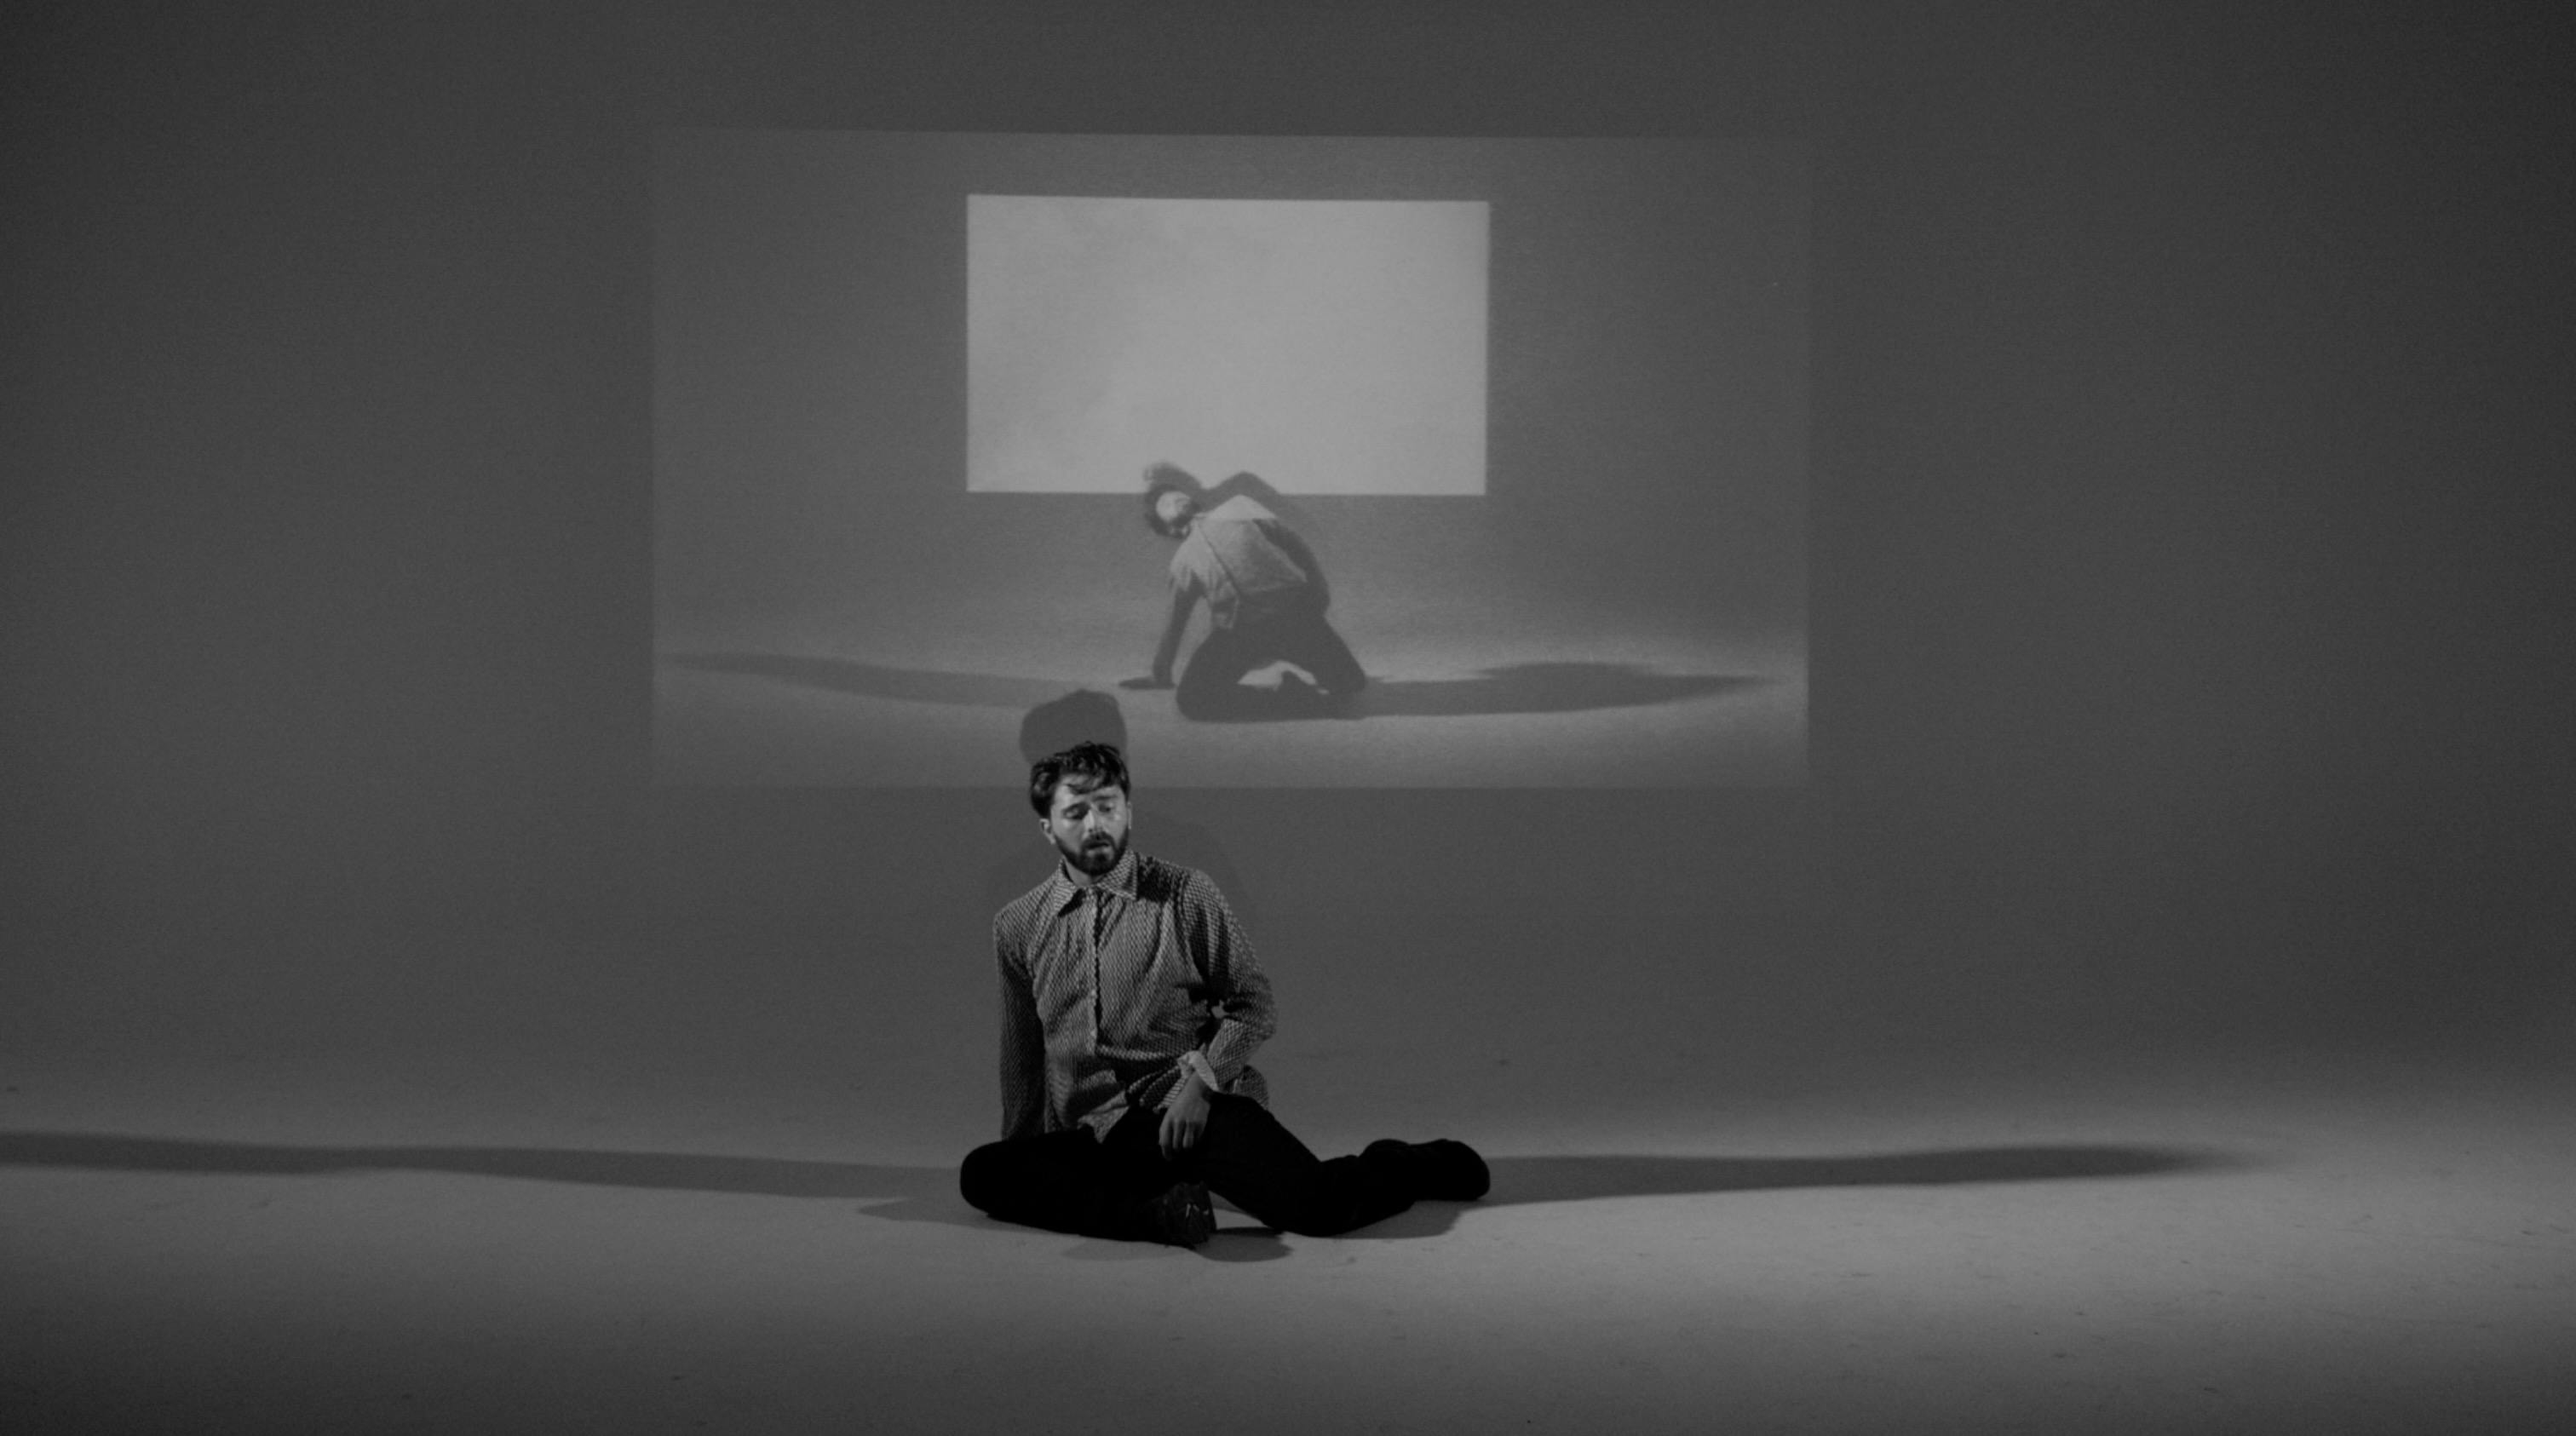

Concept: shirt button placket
[[1088, 893, 1102, 1048]]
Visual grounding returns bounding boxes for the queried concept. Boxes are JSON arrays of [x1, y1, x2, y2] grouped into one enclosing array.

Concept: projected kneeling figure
[[962, 742, 1489, 1244], [1130, 463, 1366, 720]]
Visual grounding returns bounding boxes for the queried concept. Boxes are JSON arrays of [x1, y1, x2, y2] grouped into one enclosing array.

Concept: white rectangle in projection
[[967, 196, 1488, 495]]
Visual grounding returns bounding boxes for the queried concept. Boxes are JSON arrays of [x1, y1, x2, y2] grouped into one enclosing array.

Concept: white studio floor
[[652, 617, 1807, 789], [6, 1045, 2570, 1435]]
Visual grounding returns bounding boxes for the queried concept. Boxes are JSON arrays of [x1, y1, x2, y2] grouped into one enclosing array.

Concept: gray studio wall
[[5, 5, 2571, 1094]]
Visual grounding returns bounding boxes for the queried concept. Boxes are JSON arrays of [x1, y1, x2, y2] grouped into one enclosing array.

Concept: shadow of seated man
[[1122, 463, 1365, 721]]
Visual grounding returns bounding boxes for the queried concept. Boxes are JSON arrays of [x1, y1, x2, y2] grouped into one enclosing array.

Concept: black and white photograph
[[5, 4, 2572, 1434]]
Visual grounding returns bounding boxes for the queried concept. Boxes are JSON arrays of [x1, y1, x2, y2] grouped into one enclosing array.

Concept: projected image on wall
[[968, 196, 1487, 497], [654, 131, 1807, 787]]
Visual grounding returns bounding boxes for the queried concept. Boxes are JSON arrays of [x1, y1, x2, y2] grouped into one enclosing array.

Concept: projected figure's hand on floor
[[1129, 463, 1366, 720], [961, 741, 1488, 1245]]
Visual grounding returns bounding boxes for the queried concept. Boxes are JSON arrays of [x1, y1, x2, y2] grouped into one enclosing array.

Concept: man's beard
[[1059, 830, 1125, 876]]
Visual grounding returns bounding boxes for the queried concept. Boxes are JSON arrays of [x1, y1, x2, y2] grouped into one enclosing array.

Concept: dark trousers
[[959, 1094, 1416, 1239], [1176, 608, 1366, 720]]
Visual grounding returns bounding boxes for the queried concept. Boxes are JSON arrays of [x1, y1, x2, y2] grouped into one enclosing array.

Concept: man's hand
[[1119, 673, 1174, 691], [1159, 1073, 1210, 1157]]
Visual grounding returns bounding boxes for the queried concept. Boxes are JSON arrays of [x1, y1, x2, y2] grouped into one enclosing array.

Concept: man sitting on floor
[[960, 741, 1486, 1244]]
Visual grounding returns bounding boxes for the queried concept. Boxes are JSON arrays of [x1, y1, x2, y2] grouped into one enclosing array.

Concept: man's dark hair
[[1029, 740, 1130, 816], [1142, 462, 1199, 538]]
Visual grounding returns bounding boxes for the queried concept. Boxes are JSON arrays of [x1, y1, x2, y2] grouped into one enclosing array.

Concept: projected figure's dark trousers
[[959, 1094, 1417, 1239], [1176, 606, 1366, 720]]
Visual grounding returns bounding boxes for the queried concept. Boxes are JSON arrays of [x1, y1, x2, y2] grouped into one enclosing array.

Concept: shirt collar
[[1047, 848, 1141, 912]]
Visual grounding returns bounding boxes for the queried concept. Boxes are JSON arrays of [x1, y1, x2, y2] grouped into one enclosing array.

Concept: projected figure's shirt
[[992, 850, 1276, 1141], [1169, 496, 1314, 630]]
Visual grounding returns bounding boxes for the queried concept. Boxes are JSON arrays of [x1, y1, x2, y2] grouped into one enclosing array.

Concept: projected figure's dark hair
[[1029, 741, 1131, 816], [1142, 462, 1202, 538]]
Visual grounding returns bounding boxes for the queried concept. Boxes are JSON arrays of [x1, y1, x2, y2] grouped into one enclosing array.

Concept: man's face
[[1153, 489, 1196, 536], [1044, 779, 1131, 878]]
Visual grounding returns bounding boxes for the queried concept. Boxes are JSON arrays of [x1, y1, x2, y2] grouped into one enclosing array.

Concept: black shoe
[[1366, 1138, 1491, 1203], [1141, 1180, 1215, 1247], [1412, 1140, 1490, 1201]]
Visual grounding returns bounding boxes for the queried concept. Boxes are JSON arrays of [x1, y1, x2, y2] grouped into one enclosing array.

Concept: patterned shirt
[[1168, 496, 1314, 630], [992, 849, 1276, 1140]]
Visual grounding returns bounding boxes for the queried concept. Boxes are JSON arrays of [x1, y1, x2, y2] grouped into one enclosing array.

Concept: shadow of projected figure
[[1124, 463, 1366, 721]]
